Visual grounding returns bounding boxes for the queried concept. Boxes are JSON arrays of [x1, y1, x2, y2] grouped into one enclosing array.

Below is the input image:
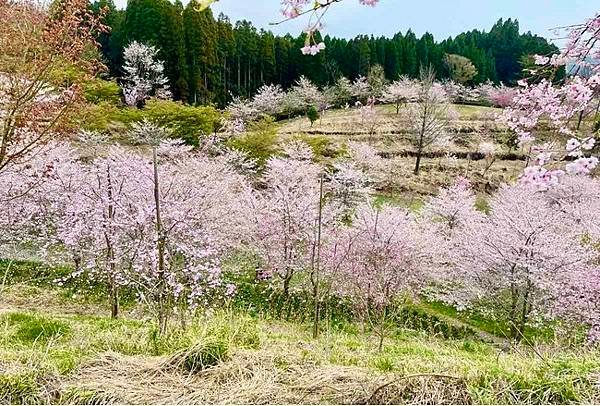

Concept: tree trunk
[[576, 110, 584, 131], [311, 174, 324, 339], [282, 272, 292, 298], [509, 280, 519, 342], [378, 305, 387, 352], [105, 164, 119, 319], [237, 57, 241, 92], [414, 149, 422, 175], [517, 281, 532, 343], [153, 147, 168, 336], [109, 274, 119, 319], [414, 115, 426, 175]]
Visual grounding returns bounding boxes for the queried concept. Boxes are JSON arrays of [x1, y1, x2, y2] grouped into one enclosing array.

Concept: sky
[[114, 0, 599, 45]]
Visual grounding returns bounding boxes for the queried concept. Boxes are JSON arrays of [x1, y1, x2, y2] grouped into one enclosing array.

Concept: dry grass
[[60, 350, 473, 405], [277, 104, 524, 195], [1, 307, 599, 404], [0, 284, 105, 317]]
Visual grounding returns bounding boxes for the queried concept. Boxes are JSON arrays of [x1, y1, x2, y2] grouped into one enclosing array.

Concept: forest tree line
[[92, 0, 558, 107]]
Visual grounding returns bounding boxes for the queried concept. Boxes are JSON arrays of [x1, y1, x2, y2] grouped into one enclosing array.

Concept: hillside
[[1, 263, 600, 404], [277, 104, 525, 197]]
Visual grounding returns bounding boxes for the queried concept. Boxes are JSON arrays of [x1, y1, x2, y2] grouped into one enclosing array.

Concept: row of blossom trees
[[224, 70, 518, 135], [1, 127, 248, 333], [2, 0, 599, 348], [2, 129, 599, 345]]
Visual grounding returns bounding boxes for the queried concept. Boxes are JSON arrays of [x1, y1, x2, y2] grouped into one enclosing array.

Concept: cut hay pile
[[61, 350, 471, 404]]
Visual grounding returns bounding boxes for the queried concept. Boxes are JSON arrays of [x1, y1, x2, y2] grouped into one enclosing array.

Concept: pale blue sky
[[116, 0, 599, 44]]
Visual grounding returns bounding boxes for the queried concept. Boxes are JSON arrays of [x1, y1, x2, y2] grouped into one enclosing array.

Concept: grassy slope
[[1, 281, 599, 404], [1, 105, 599, 404]]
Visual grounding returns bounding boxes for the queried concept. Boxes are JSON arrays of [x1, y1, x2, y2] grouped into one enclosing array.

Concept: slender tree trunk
[[153, 147, 168, 336], [105, 164, 119, 319], [509, 278, 519, 342], [414, 119, 426, 174], [282, 273, 291, 298], [517, 281, 532, 343], [237, 56, 241, 92], [414, 148, 423, 175], [224, 57, 228, 99], [311, 174, 324, 339], [576, 110, 584, 131], [378, 305, 387, 352], [73, 254, 81, 276]]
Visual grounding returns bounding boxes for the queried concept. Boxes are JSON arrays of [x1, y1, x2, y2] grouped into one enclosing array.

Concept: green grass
[[2, 312, 71, 345], [373, 192, 425, 211], [422, 300, 556, 342], [453, 104, 502, 119], [1, 275, 599, 404], [0, 259, 72, 286], [0, 304, 598, 403], [0, 370, 50, 404]]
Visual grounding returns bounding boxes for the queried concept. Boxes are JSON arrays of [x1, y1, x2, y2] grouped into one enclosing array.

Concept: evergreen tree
[[183, 0, 217, 104], [96, 12, 557, 105], [90, 0, 125, 76]]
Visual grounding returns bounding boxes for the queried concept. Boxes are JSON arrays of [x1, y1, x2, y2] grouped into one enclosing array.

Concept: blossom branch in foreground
[[276, 0, 379, 54]]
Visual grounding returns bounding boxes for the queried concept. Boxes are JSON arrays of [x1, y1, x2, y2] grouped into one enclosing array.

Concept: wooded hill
[[92, 0, 558, 106]]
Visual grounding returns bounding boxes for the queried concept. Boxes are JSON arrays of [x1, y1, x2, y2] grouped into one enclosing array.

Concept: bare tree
[[408, 67, 456, 175]]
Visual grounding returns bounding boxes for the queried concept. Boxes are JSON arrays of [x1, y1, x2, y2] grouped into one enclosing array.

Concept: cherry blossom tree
[[121, 41, 171, 107], [501, 14, 599, 186], [351, 76, 371, 104], [446, 184, 596, 341], [544, 174, 600, 240], [542, 175, 600, 343], [246, 142, 335, 298], [485, 84, 518, 108], [280, 90, 305, 118], [31, 121, 245, 331], [0, 142, 76, 256], [553, 264, 600, 344], [478, 141, 497, 176], [381, 77, 419, 114], [290, 76, 323, 114], [223, 96, 258, 136], [442, 80, 482, 105], [251, 84, 286, 116], [328, 203, 430, 350], [332, 76, 353, 107], [222, 84, 287, 135], [52, 143, 145, 319], [346, 141, 388, 189], [358, 97, 380, 144], [327, 162, 371, 211], [422, 177, 481, 238], [125, 143, 248, 332]]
